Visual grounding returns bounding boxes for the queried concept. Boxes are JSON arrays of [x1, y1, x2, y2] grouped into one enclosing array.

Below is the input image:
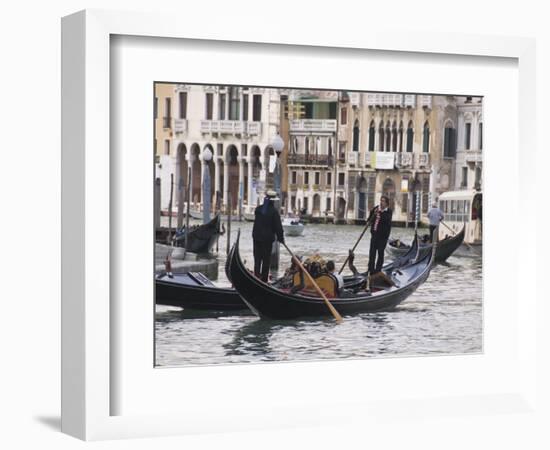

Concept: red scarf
[[373, 208, 381, 231]]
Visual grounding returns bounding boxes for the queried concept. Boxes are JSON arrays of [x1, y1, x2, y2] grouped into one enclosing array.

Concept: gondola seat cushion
[[292, 273, 338, 298]]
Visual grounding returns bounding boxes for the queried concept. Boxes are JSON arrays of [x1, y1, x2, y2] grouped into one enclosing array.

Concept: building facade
[[154, 83, 282, 215], [453, 96, 483, 191], [155, 84, 483, 225]]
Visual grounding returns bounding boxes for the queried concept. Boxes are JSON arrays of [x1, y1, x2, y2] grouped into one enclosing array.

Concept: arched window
[[305, 137, 310, 156], [385, 122, 391, 152], [423, 121, 430, 153], [443, 121, 456, 158], [379, 121, 385, 152], [479, 122, 483, 149], [391, 121, 397, 152], [368, 120, 375, 151], [406, 121, 414, 152], [352, 120, 360, 152], [398, 121, 404, 152]]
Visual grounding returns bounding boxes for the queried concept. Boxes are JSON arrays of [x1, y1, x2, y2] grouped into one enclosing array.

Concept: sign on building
[[370, 152, 395, 169]]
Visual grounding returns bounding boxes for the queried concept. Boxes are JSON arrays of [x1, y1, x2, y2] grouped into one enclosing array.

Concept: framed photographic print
[[62, 8, 539, 441]]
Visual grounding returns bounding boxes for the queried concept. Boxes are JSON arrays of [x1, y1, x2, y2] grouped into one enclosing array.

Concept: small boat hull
[[387, 225, 465, 263], [173, 214, 221, 254]]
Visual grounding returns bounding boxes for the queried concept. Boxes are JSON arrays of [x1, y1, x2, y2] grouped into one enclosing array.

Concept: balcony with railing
[[287, 154, 334, 166], [364, 152, 373, 167], [395, 152, 413, 169], [245, 122, 262, 136], [289, 119, 337, 133], [404, 95, 416, 107], [349, 92, 361, 106], [367, 93, 404, 107], [200, 121, 261, 135], [416, 153, 430, 168], [420, 95, 432, 109], [348, 152, 358, 166], [174, 118, 188, 134], [465, 150, 482, 164]]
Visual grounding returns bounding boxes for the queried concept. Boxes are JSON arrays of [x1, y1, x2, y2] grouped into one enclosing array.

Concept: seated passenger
[[326, 260, 344, 294]]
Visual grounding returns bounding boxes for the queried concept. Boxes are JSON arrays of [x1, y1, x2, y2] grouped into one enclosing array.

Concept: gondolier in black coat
[[367, 195, 393, 274], [252, 190, 285, 282]]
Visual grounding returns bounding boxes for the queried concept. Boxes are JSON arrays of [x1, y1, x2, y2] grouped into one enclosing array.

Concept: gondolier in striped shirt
[[252, 190, 285, 282], [367, 195, 393, 274]]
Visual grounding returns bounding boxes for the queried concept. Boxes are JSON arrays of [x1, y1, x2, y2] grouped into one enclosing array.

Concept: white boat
[[437, 189, 482, 245], [282, 217, 305, 237]]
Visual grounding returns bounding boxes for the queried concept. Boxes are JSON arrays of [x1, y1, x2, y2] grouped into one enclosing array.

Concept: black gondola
[[172, 214, 221, 254], [156, 272, 244, 311], [387, 225, 465, 263], [228, 232, 434, 320], [156, 234, 422, 312]]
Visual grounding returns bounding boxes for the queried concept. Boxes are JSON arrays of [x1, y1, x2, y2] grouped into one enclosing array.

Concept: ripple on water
[[155, 223, 482, 366]]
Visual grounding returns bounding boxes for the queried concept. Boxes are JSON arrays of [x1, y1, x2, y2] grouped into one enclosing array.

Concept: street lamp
[[270, 132, 284, 270], [202, 148, 213, 223], [271, 132, 284, 199]]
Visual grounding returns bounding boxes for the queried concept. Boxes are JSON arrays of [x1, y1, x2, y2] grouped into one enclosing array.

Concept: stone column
[[238, 158, 244, 217], [214, 158, 220, 210], [223, 156, 229, 210], [247, 157, 253, 210]]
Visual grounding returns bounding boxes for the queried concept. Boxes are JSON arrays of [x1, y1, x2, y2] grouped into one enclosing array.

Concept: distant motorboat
[[282, 217, 305, 237]]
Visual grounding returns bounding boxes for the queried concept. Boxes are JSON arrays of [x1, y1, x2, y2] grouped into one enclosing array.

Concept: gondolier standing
[[427, 202, 444, 242], [367, 195, 392, 274], [252, 190, 285, 282]]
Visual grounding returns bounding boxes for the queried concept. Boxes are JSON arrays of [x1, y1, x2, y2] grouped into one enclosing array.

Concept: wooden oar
[[440, 220, 477, 253], [338, 217, 373, 274], [282, 242, 343, 323]]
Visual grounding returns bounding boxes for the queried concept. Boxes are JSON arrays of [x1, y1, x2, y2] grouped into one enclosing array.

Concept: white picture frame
[[61, 9, 539, 441]]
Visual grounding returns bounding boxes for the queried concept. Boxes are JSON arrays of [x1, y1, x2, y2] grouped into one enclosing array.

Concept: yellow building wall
[[154, 83, 176, 158]]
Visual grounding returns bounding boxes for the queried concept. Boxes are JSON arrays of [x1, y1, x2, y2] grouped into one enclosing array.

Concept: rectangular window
[[205, 93, 213, 120], [163, 97, 171, 128], [406, 129, 414, 152], [179, 92, 187, 119], [164, 139, 170, 155], [329, 102, 337, 119], [422, 193, 429, 214], [291, 196, 296, 210], [479, 123, 483, 149], [303, 197, 309, 212], [315, 172, 320, 185], [154, 97, 158, 119], [326, 197, 331, 211], [304, 172, 309, 185], [338, 173, 345, 186], [340, 107, 347, 125], [462, 167, 468, 187], [218, 93, 226, 120], [291, 171, 297, 184], [465, 123, 471, 149], [242, 94, 249, 121], [252, 95, 262, 121], [327, 172, 332, 186], [444, 127, 456, 158], [229, 87, 240, 120]]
